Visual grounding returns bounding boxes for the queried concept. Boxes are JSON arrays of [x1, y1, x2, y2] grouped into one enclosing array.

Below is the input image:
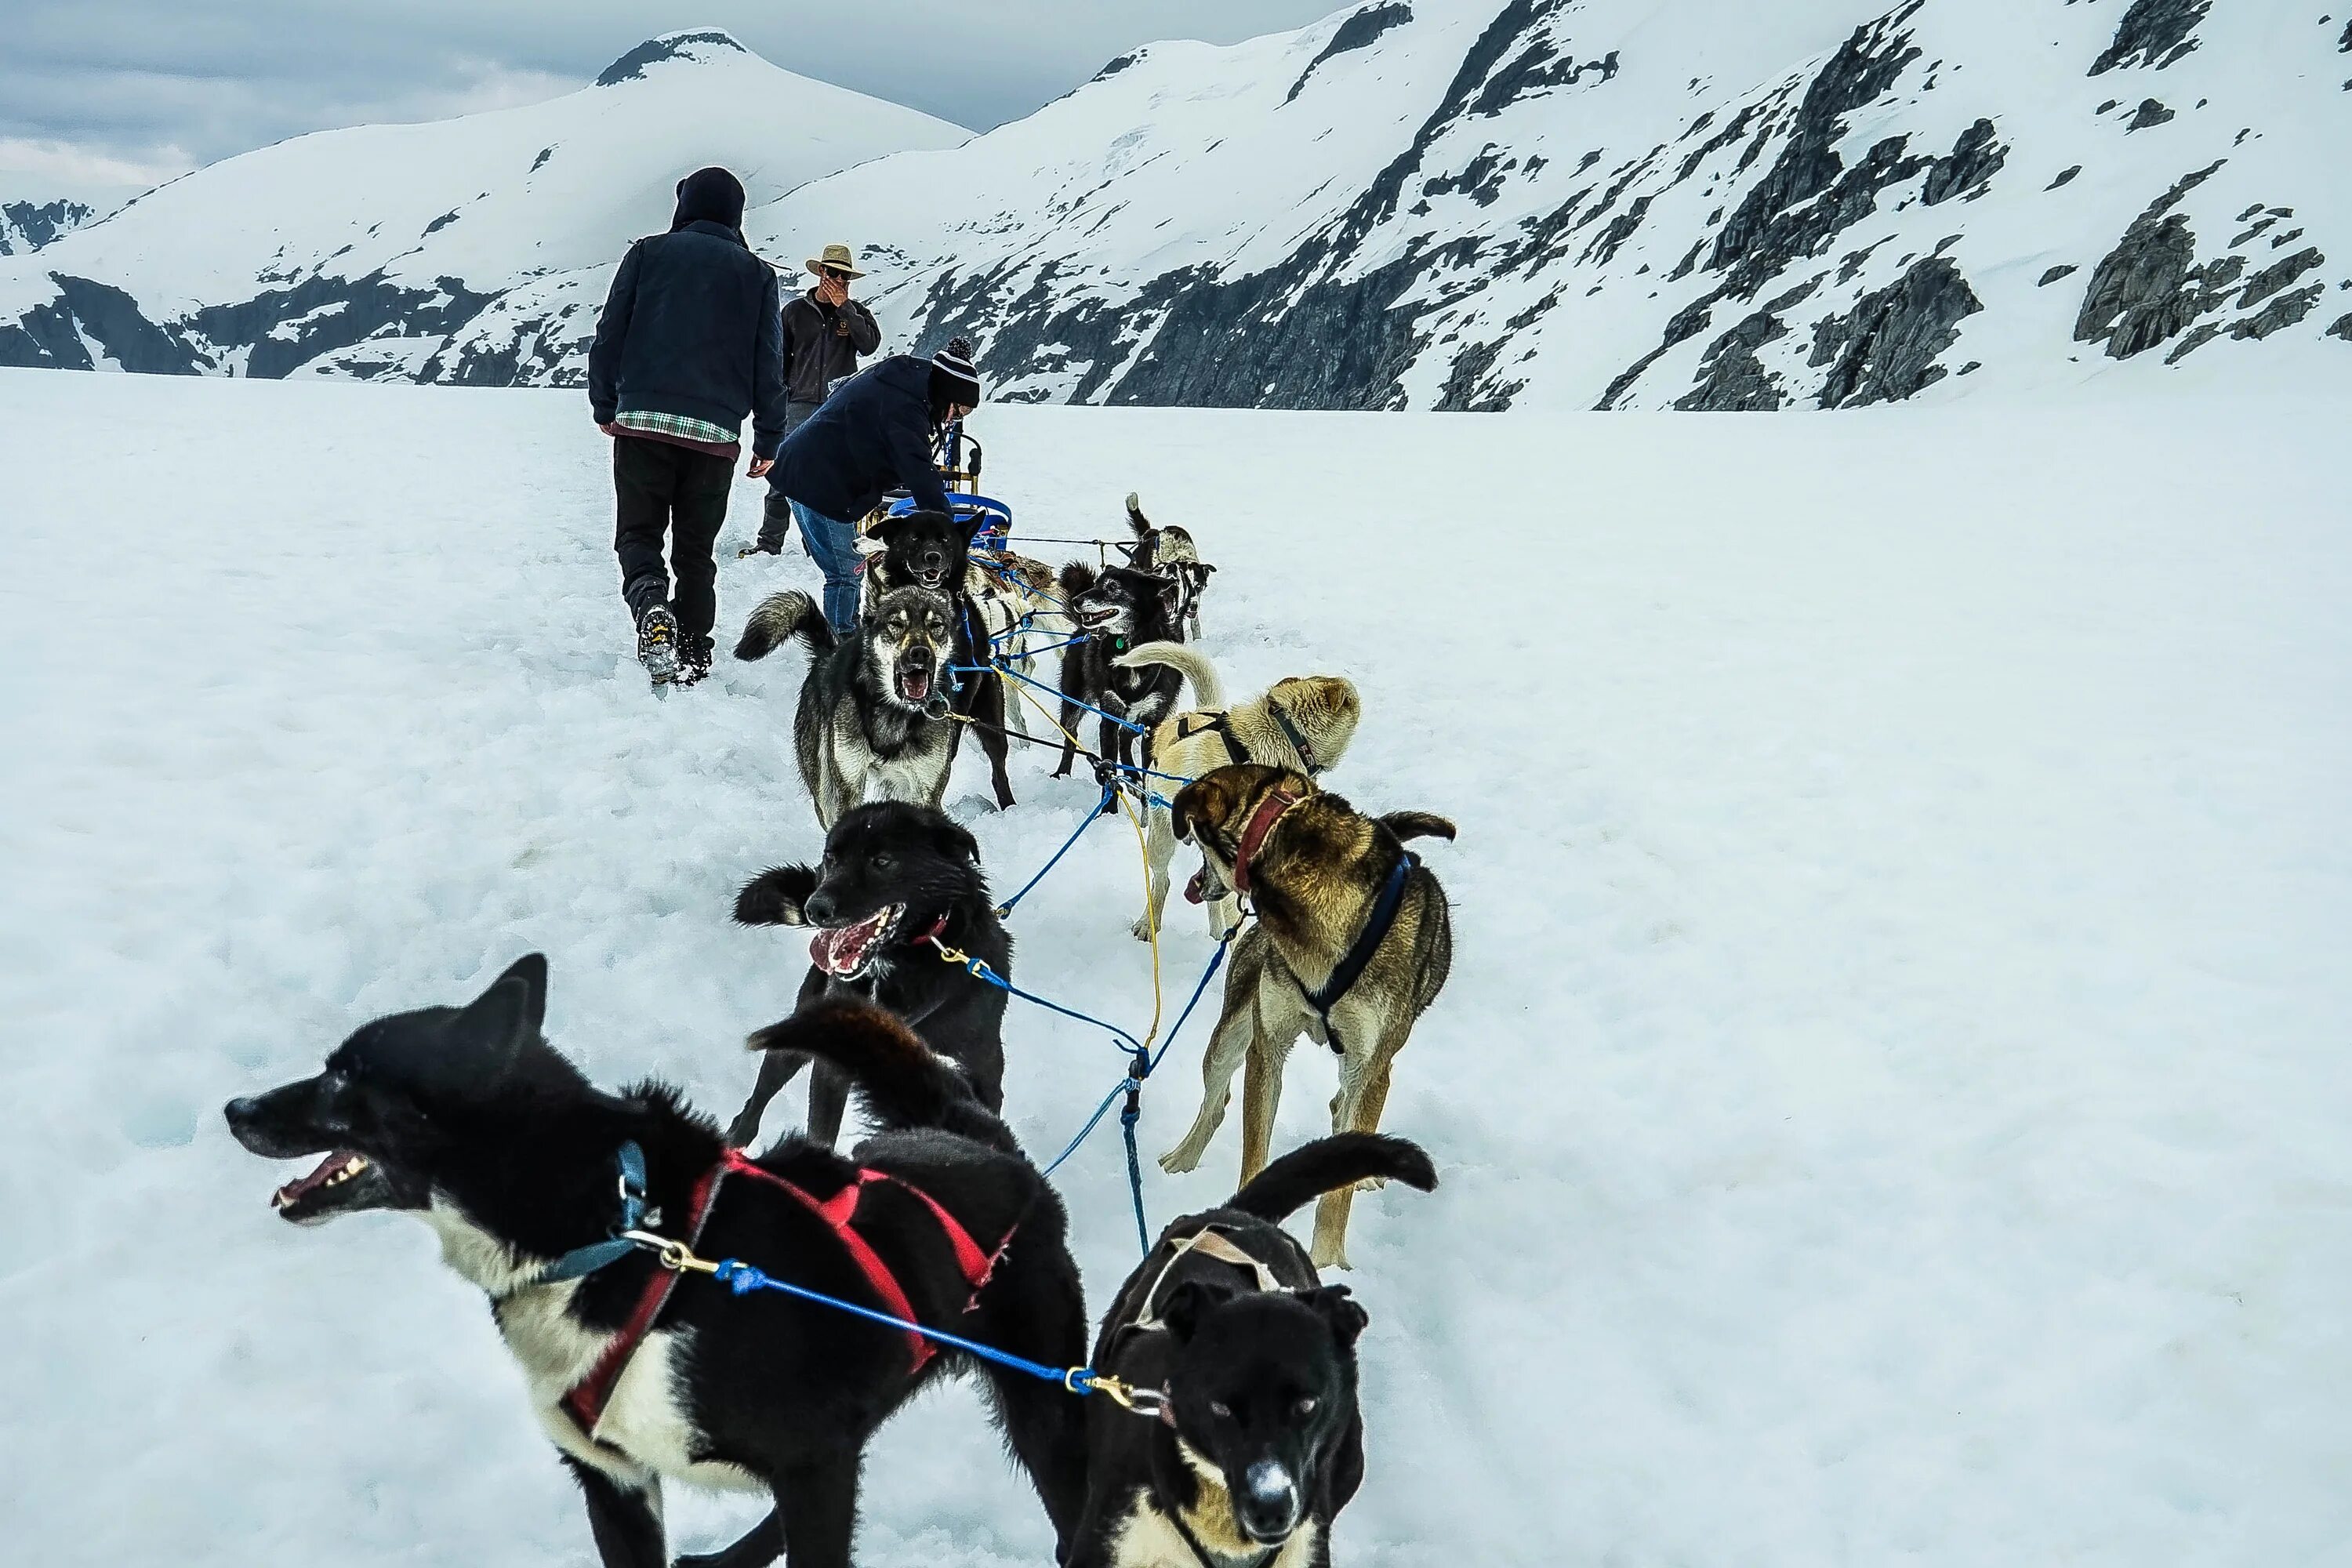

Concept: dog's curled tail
[[1058, 560, 1098, 598], [747, 999, 1014, 1153], [1226, 1134, 1436, 1221], [735, 590, 834, 662], [1116, 640, 1224, 710], [1378, 812, 1457, 845], [1124, 492, 1152, 536]]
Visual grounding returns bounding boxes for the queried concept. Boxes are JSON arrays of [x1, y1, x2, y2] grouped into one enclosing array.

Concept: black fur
[[726, 801, 1011, 1151], [223, 958, 1087, 1568], [1052, 562, 1186, 796], [1068, 1134, 1436, 1567], [869, 508, 1017, 811]]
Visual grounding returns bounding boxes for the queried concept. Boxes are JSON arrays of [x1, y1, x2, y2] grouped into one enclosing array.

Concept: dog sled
[[877, 417, 1012, 546]]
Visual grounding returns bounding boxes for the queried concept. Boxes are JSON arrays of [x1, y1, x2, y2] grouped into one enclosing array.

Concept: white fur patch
[[420, 1196, 756, 1494], [1107, 1484, 1323, 1568]]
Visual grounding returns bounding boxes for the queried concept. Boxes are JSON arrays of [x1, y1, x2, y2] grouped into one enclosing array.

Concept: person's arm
[[587, 241, 642, 425], [750, 270, 788, 470], [842, 299, 880, 354], [884, 406, 953, 516]]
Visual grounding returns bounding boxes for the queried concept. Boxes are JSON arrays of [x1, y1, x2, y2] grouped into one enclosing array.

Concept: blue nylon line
[[713, 1259, 1097, 1391], [1121, 1088, 1150, 1253], [1041, 1080, 1127, 1176], [958, 954, 1147, 1054], [948, 660, 1149, 736], [996, 787, 1114, 916], [1033, 935, 1236, 1181], [976, 557, 1075, 613]]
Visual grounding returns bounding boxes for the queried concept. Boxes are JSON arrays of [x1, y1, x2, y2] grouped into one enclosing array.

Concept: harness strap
[[1303, 853, 1416, 1033], [1178, 710, 1248, 771], [561, 1156, 727, 1439], [1132, 1226, 1288, 1331], [1231, 789, 1304, 897]]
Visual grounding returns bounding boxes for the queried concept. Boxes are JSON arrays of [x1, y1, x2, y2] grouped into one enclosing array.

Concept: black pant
[[613, 435, 733, 641]]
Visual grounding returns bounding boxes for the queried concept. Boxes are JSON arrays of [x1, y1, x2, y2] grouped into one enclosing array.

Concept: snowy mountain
[[770, 0, 2350, 408], [0, 31, 962, 380]]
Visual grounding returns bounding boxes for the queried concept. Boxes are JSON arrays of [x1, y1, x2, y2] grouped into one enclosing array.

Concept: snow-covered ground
[[3, 369, 2348, 1565]]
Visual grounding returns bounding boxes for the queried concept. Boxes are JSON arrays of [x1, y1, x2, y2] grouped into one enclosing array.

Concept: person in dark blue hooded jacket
[[765, 336, 982, 633], [588, 165, 786, 687]]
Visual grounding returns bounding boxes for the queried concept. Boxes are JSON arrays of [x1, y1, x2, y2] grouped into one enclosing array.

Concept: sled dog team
[[226, 495, 1461, 1568]]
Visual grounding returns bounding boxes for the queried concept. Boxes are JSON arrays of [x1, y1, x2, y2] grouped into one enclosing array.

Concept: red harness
[[559, 1149, 1008, 1442]]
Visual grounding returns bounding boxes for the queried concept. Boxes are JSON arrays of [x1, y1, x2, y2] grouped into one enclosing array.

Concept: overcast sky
[[0, 0, 1344, 194]]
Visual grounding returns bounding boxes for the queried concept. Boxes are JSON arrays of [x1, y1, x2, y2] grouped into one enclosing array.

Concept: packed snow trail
[[4, 372, 2350, 1565]]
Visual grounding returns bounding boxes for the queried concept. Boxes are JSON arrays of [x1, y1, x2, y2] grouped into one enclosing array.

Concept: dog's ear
[[735, 866, 817, 927], [1301, 1285, 1369, 1348], [928, 816, 981, 869], [449, 953, 546, 1078], [1170, 776, 1230, 846], [869, 514, 906, 549], [1159, 1278, 1225, 1342]]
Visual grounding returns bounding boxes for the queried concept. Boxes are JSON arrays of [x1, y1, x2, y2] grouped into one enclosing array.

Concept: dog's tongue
[[1185, 868, 1207, 905], [808, 906, 896, 976], [899, 669, 931, 702]]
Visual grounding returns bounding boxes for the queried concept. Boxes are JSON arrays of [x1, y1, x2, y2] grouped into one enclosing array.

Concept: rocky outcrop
[[0, 198, 99, 256], [2073, 162, 2227, 358], [1809, 257, 1981, 406], [1922, 118, 2006, 206], [1288, 4, 1414, 103], [2089, 0, 2210, 76]]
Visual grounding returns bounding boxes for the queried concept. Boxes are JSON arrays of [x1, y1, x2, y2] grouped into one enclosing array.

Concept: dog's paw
[[1158, 1145, 1203, 1175], [734, 866, 815, 927], [1131, 914, 1157, 942], [1355, 1174, 1390, 1193], [1308, 1238, 1353, 1272]]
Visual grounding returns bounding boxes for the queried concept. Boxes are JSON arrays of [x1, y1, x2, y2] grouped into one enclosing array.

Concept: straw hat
[[804, 243, 866, 279]]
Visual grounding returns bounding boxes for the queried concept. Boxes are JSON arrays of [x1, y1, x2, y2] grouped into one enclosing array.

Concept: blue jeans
[[793, 502, 862, 633]]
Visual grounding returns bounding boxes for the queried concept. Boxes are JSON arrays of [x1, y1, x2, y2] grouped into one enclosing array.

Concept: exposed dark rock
[[1922, 118, 2007, 205], [1707, 13, 1924, 280], [1836, 240, 1888, 284], [1287, 3, 1413, 103], [594, 31, 745, 87], [0, 198, 98, 255], [2328, 312, 2352, 340], [1958, 360, 1981, 374], [1472, 43, 1619, 117], [1581, 194, 1653, 266], [2039, 264, 2078, 286], [187, 271, 493, 379], [1674, 278, 1820, 410], [1721, 134, 1927, 299], [1667, 238, 1707, 281], [2163, 321, 2222, 362], [2238, 246, 2325, 307], [2230, 282, 2324, 339], [1425, 145, 1507, 205], [530, 147, 552, 172], [1435, 337, 1519, 410], [2128, 99, 2176, 130], [0, 274, 205, 372], [1675, 103, 1759, 182], [1092, 52, 1140, 82], [2097, 100, 2120, 115], [2073, 161, 2229, 357], [2230, 216, 2278, 245], [2089, 0, 2210, 75], [2271, 227, 2306, 248], [423, 209, 460, 236], [1808, 256, 1982, 406]]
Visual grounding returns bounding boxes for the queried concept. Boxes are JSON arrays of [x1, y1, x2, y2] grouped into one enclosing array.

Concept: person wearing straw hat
[[743, 241, 881, 557]]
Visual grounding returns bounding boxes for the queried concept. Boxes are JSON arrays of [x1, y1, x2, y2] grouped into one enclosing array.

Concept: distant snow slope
[[5, 370, 2349, 1566], [0, 31, 962, 380], [771, 0, 2350, 407]]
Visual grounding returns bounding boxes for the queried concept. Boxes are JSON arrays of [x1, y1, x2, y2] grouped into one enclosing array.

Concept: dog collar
[[532, 1142, 652, 1286], [1231, 789, 1303, 897], [1267, 699, 1319, 776]]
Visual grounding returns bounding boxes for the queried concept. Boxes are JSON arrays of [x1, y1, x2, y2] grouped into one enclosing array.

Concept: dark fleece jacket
[[587, 169, 786, 453], [767, 353, 953, 521]]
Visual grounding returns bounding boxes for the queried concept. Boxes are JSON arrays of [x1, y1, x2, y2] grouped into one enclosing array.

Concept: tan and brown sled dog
[[1158, 764, 1454, 1268], [1115, 641, 1360, 942]]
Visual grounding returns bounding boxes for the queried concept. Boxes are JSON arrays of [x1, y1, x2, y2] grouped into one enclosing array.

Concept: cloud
[[0, 135, 190, 196], [0, 0, 1345, 196]]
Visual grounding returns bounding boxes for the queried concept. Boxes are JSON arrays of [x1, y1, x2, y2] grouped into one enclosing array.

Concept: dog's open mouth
[[1075, 605, 1120, 629], [270, 1151, 390, 1224], [895, 663, 933, 703], [810, 902, 905, 978]]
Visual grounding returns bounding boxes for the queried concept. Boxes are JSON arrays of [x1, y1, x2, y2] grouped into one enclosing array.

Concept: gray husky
[[735, 586, 960, 829]]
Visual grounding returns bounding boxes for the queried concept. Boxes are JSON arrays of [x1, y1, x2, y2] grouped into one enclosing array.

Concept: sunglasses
[[822, 267, 851, 281]]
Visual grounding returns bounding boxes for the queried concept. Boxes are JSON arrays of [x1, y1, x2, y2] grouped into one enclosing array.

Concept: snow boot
[[637, 604, 681, 687], [675, 634, 714, 688], [739, 492, 793, 557]]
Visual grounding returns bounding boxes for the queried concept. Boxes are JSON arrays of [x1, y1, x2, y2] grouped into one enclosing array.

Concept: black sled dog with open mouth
[[736, 585, 959, 830], [1053, 562, 1186, 797], [862, 507, 1017, 809], [725, 800, 1011, 1152], [223, 956, 1087, 1568], [1069, 1132, 1436, 1568]]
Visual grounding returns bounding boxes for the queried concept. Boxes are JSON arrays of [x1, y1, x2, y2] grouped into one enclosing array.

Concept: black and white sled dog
[[1116, 493, 1214, 641], [736, 586, 959, 829], [1069, 1133, 1436, 1568], [223, 956, 1088, 1568], [858, 508, 1018, 808], [1052, 561, 1187, 795], [725, 800, 1011, 1152]]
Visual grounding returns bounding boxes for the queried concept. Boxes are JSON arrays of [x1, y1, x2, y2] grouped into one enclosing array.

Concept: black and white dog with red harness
[[1069, 1133, 1438, 1568], [725, 800, 1011, 1152], [223, 956, 1087, 1568]]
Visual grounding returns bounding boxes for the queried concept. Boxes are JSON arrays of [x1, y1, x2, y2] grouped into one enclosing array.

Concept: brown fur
[[1159, 764, 1454, 1268]]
